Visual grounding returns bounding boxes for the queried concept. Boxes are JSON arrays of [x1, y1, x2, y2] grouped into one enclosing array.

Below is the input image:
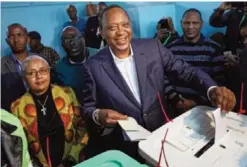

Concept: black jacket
[[84, 15, 106, 49], [1, 55, 26, 112], [210, 8, 244, 54], [240, 49, 247, 112]]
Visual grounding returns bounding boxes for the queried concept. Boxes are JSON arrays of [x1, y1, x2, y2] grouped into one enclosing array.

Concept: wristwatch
[[93, 109, 101, 125]]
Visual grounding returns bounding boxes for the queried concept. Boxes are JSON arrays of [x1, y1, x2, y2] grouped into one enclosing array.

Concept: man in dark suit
[[83, 5, 236, 160], [239, 19, 247, 113], [84, 2, 107, 49], [239, 49, 247, 113], [1, 23, 29, 111]]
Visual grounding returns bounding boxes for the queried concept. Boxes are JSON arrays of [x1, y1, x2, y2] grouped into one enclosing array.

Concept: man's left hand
[[209, 86, 236, 112]]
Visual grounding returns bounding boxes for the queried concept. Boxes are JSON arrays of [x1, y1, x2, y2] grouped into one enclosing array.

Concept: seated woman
[[11, 55, 88, 167]]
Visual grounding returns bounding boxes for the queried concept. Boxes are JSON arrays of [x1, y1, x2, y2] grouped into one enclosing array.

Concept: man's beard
[[12, 48, 26, 54], [68, 52, 86, 62]]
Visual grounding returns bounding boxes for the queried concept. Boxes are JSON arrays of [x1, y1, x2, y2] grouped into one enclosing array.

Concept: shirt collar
[[70, 17, 80, 24], [11, 53, 30, 65], [11, 53, 21, 64], [36, 44, 44, 53], [109, 44, 134, 62], [68, 57, 86, 64]]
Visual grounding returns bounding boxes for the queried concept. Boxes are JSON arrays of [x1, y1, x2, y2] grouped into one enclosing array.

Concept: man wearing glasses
[[55, 26, 89, 104]]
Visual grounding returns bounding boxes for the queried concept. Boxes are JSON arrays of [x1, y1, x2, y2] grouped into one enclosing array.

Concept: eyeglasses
[[25, 68, 49, 78], [63, 35, 83, 44]]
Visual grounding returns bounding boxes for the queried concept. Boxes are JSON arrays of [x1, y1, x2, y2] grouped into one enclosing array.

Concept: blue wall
[[138, 3, 176, 38], [1, 2, 226, 57]]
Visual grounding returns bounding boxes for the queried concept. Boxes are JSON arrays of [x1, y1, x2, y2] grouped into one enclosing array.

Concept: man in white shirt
[[83, 5, 236, 160]]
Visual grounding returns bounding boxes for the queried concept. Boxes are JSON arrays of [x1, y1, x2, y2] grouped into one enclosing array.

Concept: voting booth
[[138, 106, 247, 167]]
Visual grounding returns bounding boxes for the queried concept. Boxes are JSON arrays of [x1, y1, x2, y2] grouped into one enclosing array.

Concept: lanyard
[[163, 32, 172, 46]]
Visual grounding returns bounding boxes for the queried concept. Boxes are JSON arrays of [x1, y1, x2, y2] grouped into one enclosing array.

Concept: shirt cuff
[[207, 86, 218, 102], [92, 109, 101, 125], [92, 109, 115, 136]]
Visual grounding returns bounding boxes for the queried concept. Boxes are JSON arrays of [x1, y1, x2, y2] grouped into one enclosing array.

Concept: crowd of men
[[1, 1, 247, 167]]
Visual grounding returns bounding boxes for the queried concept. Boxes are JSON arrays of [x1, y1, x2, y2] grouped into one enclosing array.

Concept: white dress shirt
[[109, 45, 141, 104]]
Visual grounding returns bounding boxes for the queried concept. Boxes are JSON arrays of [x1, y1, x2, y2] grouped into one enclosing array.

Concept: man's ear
[[61, 41, 65, 49], [201, 20, 204, 27], [27, 37, 30, 45], [6, 38, 9, 45], [99, 27, 105, 39]]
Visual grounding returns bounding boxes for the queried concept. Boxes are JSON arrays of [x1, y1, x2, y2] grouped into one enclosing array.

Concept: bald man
[[1, 23, 30, 112], [55, 26, 89, 104]]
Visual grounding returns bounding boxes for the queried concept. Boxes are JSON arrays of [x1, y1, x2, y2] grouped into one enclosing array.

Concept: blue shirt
[[11, 53, 29, 90], [64, 18, 86, 35], [55, 57, 85, 104], [11, 54, 22, 76]]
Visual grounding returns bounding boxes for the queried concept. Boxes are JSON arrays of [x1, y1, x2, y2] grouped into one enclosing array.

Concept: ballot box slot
[[194, 138, 215, 158]]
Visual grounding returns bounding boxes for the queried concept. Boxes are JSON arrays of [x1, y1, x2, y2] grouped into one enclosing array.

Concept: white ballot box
[[138, 106, 247, 167]]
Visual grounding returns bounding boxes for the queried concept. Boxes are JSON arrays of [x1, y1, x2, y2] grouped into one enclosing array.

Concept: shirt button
[[143, 114, 148, 118]]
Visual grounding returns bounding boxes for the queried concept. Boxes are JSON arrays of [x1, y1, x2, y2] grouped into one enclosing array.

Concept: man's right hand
[[176, 99, 196, 111], [157, 29, 168, 41], [219, 2, 232, 11], [98, 109, 128, 125]]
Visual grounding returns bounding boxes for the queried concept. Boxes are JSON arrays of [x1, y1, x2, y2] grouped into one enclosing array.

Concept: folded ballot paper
[[212, 108, 227, 143], [118, 117, 151, 141]]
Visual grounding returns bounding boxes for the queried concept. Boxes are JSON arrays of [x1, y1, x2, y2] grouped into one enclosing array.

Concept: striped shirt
[[166, 35, 226, 104]]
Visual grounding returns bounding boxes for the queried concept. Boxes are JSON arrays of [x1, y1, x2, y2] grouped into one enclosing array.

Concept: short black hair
[[28, 31, 41, 40], [182, 8, 202, 21], [67, 4, 76, 12], [7, 23, 27, 35], [99, 4, 130, 29], [98, 2, 107, 6]]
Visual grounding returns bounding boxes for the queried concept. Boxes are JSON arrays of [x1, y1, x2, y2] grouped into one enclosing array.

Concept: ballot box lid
[[74, 150, 148, 167]]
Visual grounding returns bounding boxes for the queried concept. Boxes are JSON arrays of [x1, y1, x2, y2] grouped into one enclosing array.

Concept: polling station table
[[138, 106, 247, 167]]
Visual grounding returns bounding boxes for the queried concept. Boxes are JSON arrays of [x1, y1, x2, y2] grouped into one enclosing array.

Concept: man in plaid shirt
[[28, 31, 60, 69]]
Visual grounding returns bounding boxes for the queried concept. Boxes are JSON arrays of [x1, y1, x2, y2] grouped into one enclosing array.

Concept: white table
[[138, 106, 247, 167]]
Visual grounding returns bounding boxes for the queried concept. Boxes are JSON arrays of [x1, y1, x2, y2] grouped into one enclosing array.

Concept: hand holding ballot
[[209, 86, 236, 112], [98, 109, 128, 125]]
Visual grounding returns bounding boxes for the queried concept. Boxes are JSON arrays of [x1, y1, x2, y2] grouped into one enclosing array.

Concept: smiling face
[[7, 25, 28, 53], [67, 6, 77, 21], [24, 58, 50, 95], [181, 11, 203, 42], [100, 7, 132, 57]]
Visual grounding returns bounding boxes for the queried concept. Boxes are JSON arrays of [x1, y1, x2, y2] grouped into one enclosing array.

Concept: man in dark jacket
[[1, 23, 29, 112], [83, 5, 236, 161], [239, 18, 247, 114], [209, 2, 247, 54], [84, 2, 107, 49]]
